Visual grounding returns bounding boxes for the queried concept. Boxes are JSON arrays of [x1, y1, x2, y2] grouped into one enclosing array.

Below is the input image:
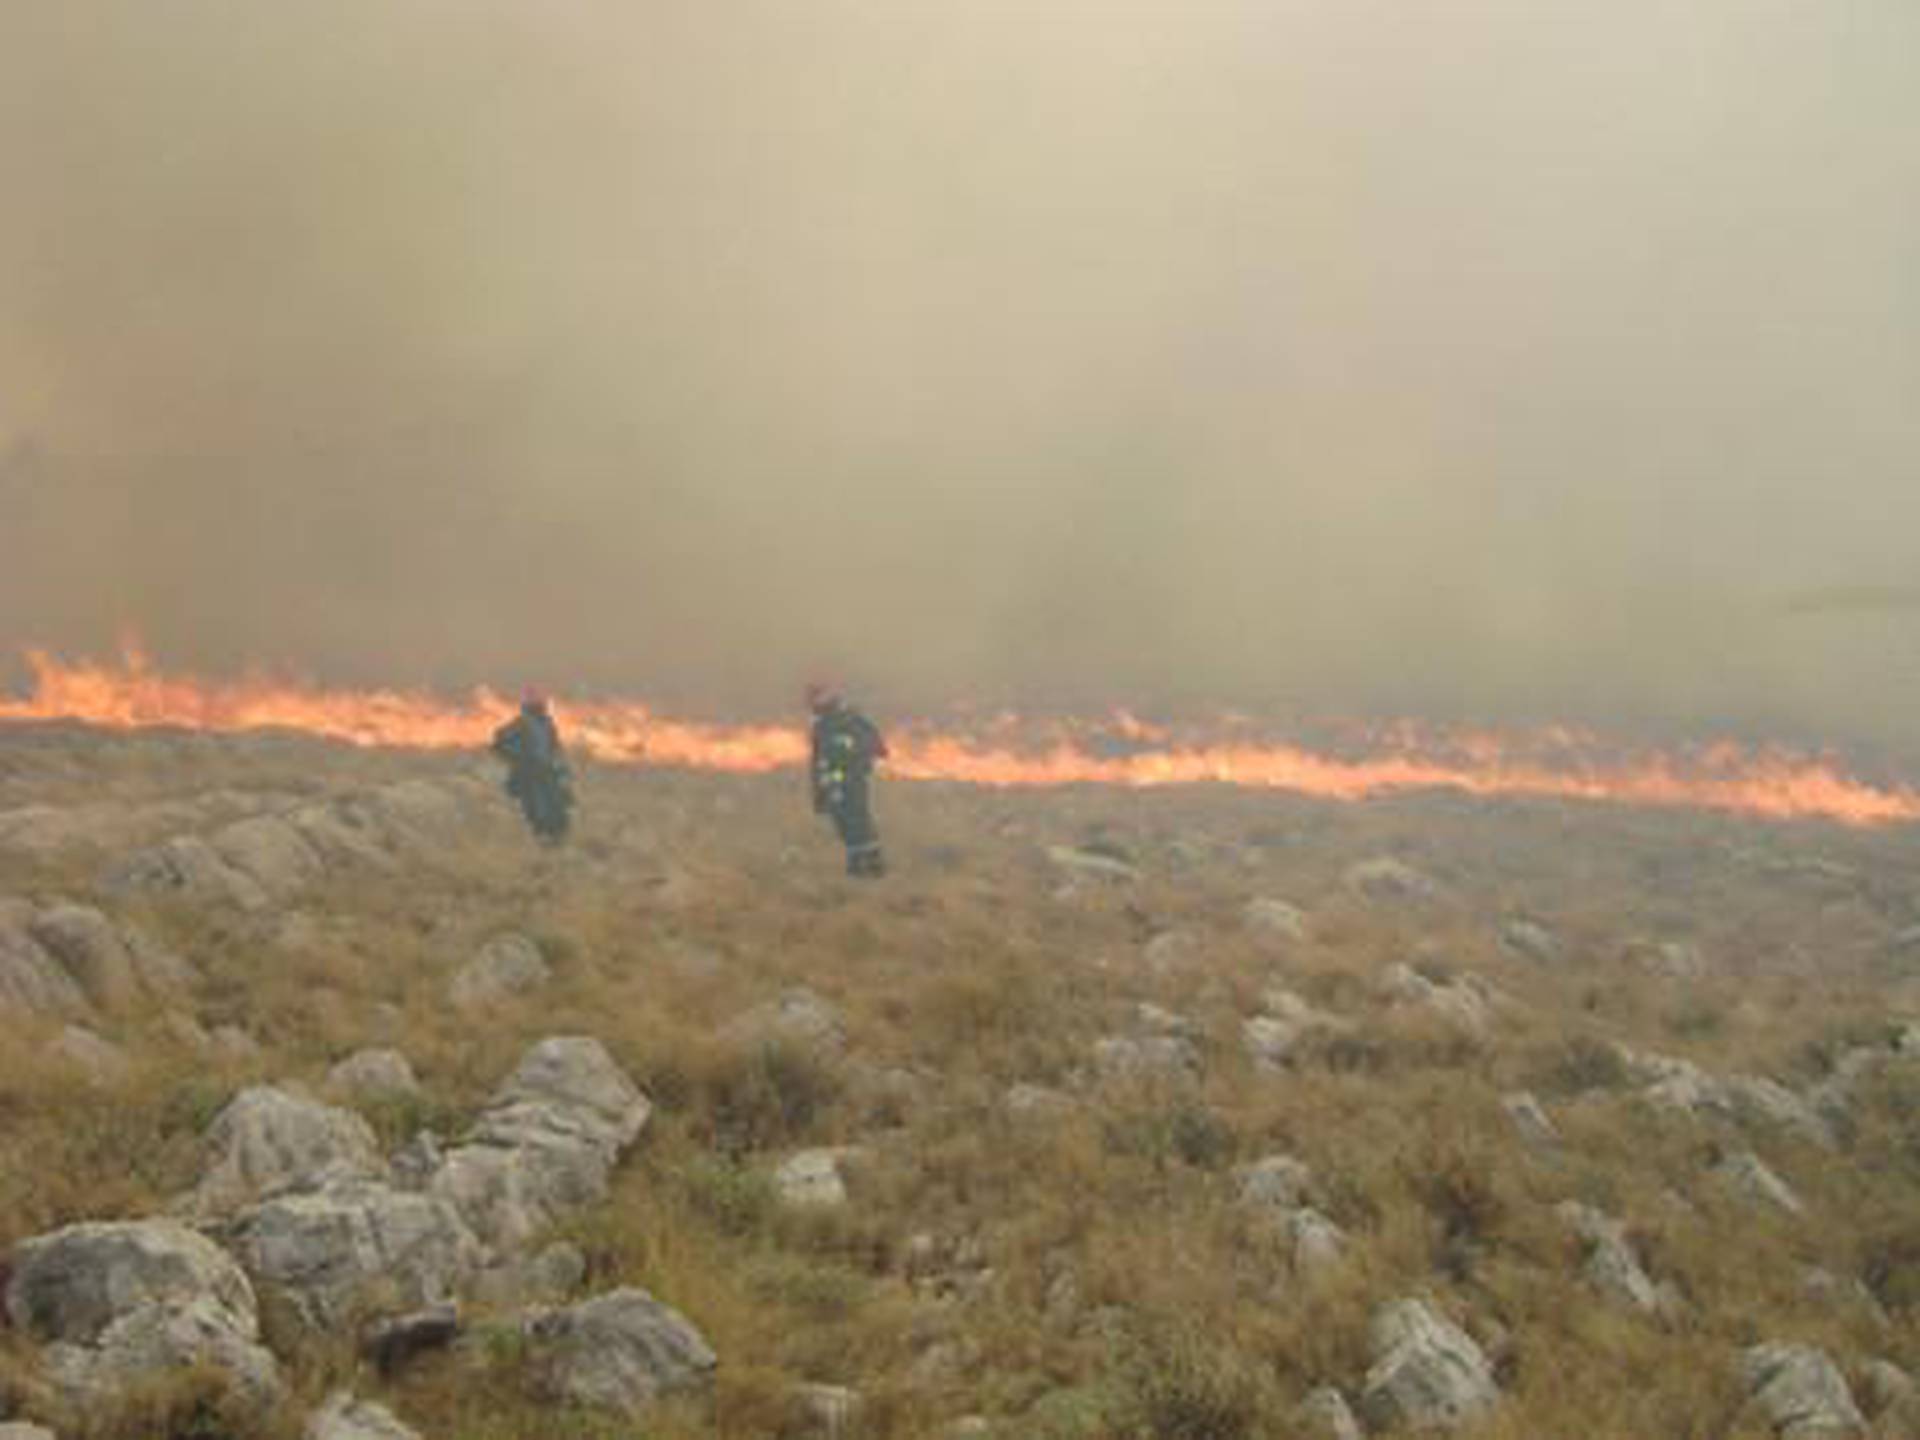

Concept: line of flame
[[3, 646, 1917, 826]]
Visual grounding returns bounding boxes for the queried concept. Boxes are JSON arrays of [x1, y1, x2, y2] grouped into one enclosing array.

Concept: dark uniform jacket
[[810, 703, 887, 812]]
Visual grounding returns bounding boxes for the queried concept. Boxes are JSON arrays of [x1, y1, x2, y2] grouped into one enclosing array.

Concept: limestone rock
[[1045, 845, 1139, 883], [0, 1424, 58, 1439], [1740, 1343, 1865, 1437], [1857, 1359, 1917, 1428], [211, 816, 324, 898], [1727, 1076, 1836, 1150], [327, 1049, 421, 1101], [0, 917, 87, 1015], [5, 1220, 279, 1411], [1142, 929, 1202, 972], [1498, 917, 1563, 966], [722, 988, 847, 1055], [42, 1294, 283, 1411], [1242, 990, 1348, 1069], [1557, 1202, 1660, 1313], [776, 1149, 854, 1208], [27, 905, 140, 1010], [796, 1382, 861, 1437], [1717, 1150, 1804, 1216], [307, 1391, 422, 1440], [1235, 1154, 1317, 1212], [1005, 1083, 1076, 1119], [102, 835, 269, 911], [523, 1289, 717, 1416], [1383, 964, 1492, 1035], [1244, 897, 1309, 944], [449, 933, 550, 1009], [1092, 1033, 1201, 1084], [189, 1086, 386, 1214], [6, 1220, 255, 1344], [1359, 1299, 1500, 1431], [472, 1241, 588, 1309], [1346, 856, 1440, 904], [1501, 1091, 1560, 1148], [1289, 1207, 1348, 1276], [474, 1035, 650, 1157], [432, 1036, 650, 1249], [288, 802, 398, 873], [1297, 1386, 1363, 1440], [229, 1179, 483, 1329], [46, 1025, 131, 1084]]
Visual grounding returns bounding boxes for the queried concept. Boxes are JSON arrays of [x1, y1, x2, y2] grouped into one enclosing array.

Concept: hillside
[[2, 721, 1918, 1439]]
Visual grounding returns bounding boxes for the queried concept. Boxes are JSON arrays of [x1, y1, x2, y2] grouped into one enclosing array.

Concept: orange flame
[[3, 647, 1916, 826]]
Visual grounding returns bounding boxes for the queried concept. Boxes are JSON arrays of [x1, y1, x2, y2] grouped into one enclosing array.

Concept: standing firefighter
[[808, 682, 888, 877], [491, 690, 574, 842]]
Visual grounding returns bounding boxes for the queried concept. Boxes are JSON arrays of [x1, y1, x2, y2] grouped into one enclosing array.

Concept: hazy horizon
[[4, 3, 1917, 742]]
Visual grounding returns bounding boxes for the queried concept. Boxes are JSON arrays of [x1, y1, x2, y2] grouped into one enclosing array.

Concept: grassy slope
[[1, 725, 1918, 1438]]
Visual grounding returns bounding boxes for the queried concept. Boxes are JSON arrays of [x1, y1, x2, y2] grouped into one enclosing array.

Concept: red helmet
[[522, 687, 549, 710], [804, 680, 840, 712]]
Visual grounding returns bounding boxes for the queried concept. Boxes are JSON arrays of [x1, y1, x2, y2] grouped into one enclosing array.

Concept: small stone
[[327, 1049, 421, 1100], [1502, 1091, 1560, 1148]]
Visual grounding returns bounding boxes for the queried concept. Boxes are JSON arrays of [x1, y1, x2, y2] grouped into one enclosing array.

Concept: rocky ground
[[1, 720, 1919, 1438]]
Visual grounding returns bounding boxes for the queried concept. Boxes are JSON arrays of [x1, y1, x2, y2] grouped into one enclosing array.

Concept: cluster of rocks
[[97, 778, 485, 913], [1234, 1155, 1348, 1280], [0, 1034, 715, 1436], [1614, 1044, 1839, 1151], [1242, 986, 1351, 1069]]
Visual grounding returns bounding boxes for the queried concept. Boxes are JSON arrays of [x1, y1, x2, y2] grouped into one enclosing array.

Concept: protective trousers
[[825, 774, 884, 877]]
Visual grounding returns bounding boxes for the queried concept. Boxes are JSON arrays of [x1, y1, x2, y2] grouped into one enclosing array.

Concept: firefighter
[[490, 689, 574, 842], [807, 682, 888, 877]]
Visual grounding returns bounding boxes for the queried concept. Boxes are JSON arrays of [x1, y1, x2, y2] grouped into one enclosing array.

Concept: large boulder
[[1740, 1343, 1866, 1437], [187, 1086, 386, 1216], [474, 1036, 651, 1157], [1359, 1299, 1500, 1431], [523, 1289, 717, 1416], [228, 1179, 483, 1329], [6, 1220, 255, 1343], [4, 1220, 280, 1411], [432, 1037, 651, 1250]]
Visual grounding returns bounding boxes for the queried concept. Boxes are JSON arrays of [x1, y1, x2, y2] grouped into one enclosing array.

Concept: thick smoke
[[3, 2, 1917, 738]]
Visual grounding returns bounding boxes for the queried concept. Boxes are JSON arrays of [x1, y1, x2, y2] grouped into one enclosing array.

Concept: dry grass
[[2, 729, 1919, 1436]]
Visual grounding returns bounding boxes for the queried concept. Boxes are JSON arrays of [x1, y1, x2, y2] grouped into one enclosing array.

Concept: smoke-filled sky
[[3, 2, 1917, 735]]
